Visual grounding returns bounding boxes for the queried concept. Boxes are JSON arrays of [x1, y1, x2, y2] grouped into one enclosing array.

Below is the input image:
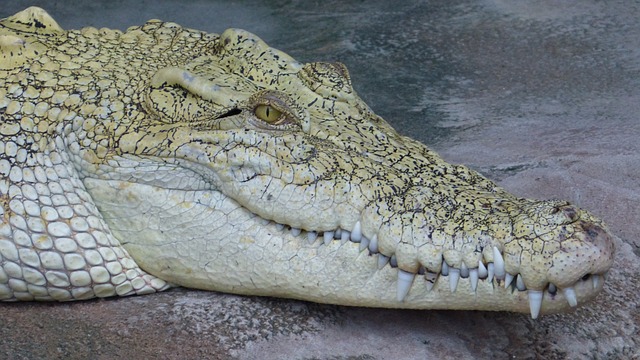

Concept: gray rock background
[[1, 1, 638, 359]]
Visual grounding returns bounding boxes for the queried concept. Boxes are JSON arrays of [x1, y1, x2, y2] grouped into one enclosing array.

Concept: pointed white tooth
[[425, 272, 437, 291], [340, 230, 350, 244], [390, 255, 398, 267], [470, 269, 479, 291], [276, 223, 285, 231], [397, 270, 415, 302], [260, 218, 271, 225], [487, 263, 495, 283], [449, 268, 460, 292], [548, 283, 557, 294], [563, 287, 578, 307], [334, 229, 342, 239], [441, 261, 449, 276], [505, 273, 515, 288], [460, 262, 469, 278], [323, 231, 334, 245], [492, 247, 505, 280], [592, 274, 601, 289], [350, 221, 362, 242], [528, 290, 543, 319], [291, 227, 302, 236], [478, 261, 488, 278], [378, 255, 390, 269], [359, 236, 370, 252], [516, 274, 526, 291], [307, 231, 318, 244], [368, 234, 378, 253]]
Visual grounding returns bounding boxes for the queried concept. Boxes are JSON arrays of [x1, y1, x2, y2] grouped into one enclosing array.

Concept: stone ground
[[1, 1, 638, 359]]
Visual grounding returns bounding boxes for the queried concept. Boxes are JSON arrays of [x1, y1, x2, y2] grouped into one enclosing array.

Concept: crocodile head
[[0, 8, 614, 318]]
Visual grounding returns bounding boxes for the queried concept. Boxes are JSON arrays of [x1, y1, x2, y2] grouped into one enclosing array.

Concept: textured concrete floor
[[1, 1, 639, 359]]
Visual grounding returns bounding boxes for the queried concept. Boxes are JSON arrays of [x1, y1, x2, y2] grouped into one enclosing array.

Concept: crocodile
[[0, 7, 614, 319]]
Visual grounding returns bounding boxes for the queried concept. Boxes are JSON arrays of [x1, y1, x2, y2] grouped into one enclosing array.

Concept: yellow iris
[[254, 104, 282, 124]]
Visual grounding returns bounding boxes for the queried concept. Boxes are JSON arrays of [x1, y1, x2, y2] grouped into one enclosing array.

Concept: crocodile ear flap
[[144, 67, 236, 123]]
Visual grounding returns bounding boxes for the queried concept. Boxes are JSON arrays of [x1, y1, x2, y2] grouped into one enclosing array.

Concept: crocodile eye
[[254, 105, 283, 124]]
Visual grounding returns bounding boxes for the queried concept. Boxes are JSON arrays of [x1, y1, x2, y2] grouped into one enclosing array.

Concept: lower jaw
[[139, 235, 602, 317], [86, 178, 602, 318]]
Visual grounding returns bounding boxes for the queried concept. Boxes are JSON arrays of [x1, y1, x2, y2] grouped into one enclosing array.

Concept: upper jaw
[[171, 131, 615, 318], [210, 154, 614, 319]]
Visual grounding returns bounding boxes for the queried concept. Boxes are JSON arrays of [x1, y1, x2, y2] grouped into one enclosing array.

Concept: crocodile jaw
[[86, 178, 610, 317]]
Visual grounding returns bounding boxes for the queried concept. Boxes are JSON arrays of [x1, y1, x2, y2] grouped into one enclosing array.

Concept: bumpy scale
[[0, 7, 614, 318]]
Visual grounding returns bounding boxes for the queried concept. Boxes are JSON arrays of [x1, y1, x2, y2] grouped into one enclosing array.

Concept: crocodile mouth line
[[260, 218, 606, 319]]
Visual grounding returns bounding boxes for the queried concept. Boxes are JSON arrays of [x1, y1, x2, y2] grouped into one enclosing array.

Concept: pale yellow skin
[[0, 8, 614, 317]]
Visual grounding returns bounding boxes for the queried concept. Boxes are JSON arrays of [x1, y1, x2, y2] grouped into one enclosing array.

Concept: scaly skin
[[0, 7, 614, 318]]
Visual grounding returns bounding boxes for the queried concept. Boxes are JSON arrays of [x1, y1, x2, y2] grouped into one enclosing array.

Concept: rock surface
[[1, 1, 638, 359]]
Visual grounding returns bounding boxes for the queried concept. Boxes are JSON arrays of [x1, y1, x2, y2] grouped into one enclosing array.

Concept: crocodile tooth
[[516, 274, 526, 291], [291, 227, 302, 236], [323, 231, 334, 245], [487, 263, 495, 283], [492, 247, 506, 280], [350, 221, 362, 242], [397, 270, 415, 302], [390, 255, 398, 267], [563, 287, 578, 307], [592, 274, 601, 289], [449, 268, 460, 292], [528, 290, 543, 319], [478, 261, 488, 279], [276, 223, 285, 231], [460, 262, 469, 278], [504, 273, 515, 288], [359, 236, 369, 252], [334, 229, 342, 239], [340, 230, 350, 244], [469, 268, 479, 291], [548, 283, 557, 294], [441, 261, 449, 276], [378, 255, 390, 269], [307, 231, 318, 244], [368, 234, 378, 253], [425, 272, 438, 291], [260, 218, 271, 225]]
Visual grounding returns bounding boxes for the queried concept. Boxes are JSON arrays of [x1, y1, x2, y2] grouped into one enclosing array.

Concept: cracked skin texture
[[0, 7, 614, 318]]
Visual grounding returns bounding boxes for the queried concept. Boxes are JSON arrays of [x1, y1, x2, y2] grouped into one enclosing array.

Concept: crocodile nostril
[[579, 221, 616, 274], [562, 206, 578, 222], [582, 223, 610, 245]]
